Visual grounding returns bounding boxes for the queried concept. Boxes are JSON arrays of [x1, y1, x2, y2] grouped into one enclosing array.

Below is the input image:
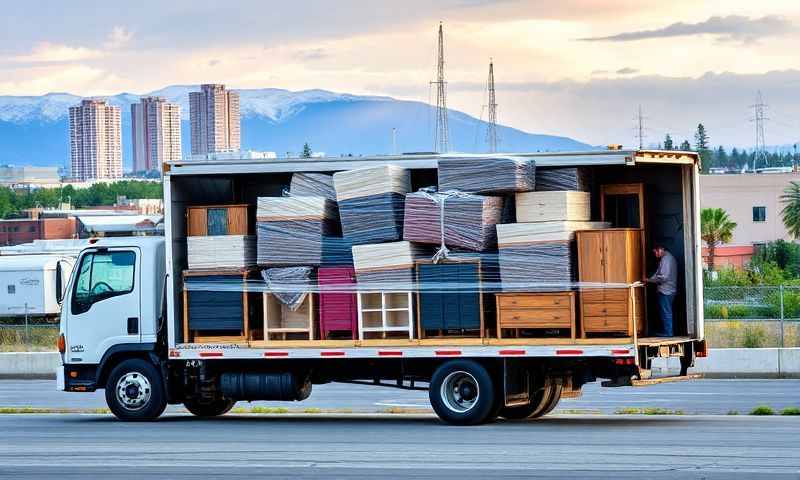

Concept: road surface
[[1, 378, 798, 414], [1, 414, 798, 478]]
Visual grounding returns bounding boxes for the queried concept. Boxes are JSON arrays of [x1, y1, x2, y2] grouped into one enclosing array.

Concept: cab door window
[[71, 250, 136, 315]]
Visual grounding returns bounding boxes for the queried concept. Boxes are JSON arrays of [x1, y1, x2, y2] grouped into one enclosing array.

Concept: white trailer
[[57, 150, 707, 424], [0, 255, 73, 319]]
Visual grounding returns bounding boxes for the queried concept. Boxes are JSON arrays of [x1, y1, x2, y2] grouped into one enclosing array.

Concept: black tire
[[429, 360, 497, 426], [498, 378, 553, 420], [184, 398, 236, 417], [105, 358, 167, 421], [539, 384, 563, 417]]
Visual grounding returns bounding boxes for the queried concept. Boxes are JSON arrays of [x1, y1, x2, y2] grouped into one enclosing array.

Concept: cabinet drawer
[[580, 288, 628, 303], [583, 316, 629, 332], [498, 294, 572, 309], [499, 308, 573, 328], [582, 302, 628, 317]]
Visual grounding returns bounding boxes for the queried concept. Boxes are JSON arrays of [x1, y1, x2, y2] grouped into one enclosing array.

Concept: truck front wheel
[[105, 359, 167, 421], [429, 360, 497, 426], [184, 398, 236, 417]]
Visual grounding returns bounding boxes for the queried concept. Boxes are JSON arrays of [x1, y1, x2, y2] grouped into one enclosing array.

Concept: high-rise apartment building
[[189, 84, 240, 155], [131, 96, 182, 173], [69, 99, 123, 181]]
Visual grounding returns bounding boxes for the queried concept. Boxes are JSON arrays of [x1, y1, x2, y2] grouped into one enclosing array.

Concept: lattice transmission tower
[[751, 91, 769, 170], [485, 59, 498, 153], [431, 22, 449, 153]]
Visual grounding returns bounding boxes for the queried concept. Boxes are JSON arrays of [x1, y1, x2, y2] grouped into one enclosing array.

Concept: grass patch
[[780, 407, 800, 416], [303, 407, 322, 414], [380, 406, 432, 414], [0, 326, 59, 352], [750, 405, 775, 416], [614, 407, 684, 415], [727, 410, 739, 415], [0, 407, 110, 414], [249, 406, 289, 414]]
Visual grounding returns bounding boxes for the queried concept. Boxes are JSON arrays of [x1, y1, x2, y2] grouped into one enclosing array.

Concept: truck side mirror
[[56, 261, 64, 305]]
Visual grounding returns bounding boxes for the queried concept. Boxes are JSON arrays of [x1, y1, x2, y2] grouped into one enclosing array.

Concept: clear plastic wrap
[[437, 156, 536, 193], [261, 266, 314, 310], [403, 189, 503, 253]]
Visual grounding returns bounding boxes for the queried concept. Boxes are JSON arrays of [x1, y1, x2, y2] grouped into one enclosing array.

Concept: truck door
[[65, 247, 141, 365]]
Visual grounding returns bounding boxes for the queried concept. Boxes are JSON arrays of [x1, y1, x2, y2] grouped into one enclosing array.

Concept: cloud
[[616, 67, 638, 75], [9, 42, 103, 64], [579, 15, 794, 43], [293, 48, 328, 62], [208, 59, 221, 67], [105, 26, 134, 49]]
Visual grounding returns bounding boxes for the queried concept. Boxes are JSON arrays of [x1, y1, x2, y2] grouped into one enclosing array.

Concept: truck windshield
[[71, 250, 135, 315]]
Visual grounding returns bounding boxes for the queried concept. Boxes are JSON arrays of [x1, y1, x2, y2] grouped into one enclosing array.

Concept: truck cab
[[58, 237, 165, 398]]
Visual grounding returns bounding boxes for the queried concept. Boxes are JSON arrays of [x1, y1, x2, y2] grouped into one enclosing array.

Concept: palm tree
[[701, 208, 737, 271], [781, 181, 800, 239]]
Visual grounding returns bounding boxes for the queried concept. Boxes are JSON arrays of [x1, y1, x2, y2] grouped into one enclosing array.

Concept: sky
[[2, 0, 800, 149]]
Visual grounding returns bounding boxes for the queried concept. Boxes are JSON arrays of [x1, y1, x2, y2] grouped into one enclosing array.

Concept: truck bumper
[[61, 363, 99, 392]]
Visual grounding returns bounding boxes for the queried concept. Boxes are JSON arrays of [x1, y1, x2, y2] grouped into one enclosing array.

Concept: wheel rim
[[440, 371, 479, 414], [115, 372, 152, 411]]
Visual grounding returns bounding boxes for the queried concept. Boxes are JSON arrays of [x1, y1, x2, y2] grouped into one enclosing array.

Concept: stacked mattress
[[497, 221, 608, 290], [515, 191, 591, 223], [290, 173, 337, 201], [438, 157, 536, 193], [403, 191, 504, 251], [187, 235, 257, 270], [256, 196, 349, 265], [333, 165, 411, 245], [352, 241, 429, 286], [534, 167, 591, 192]]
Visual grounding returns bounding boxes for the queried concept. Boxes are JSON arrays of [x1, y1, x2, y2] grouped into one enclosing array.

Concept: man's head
[[652, 244, 667, 258]]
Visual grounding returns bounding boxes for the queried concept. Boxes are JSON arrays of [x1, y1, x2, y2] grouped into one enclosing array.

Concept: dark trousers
[[656, 292, 675, 336]]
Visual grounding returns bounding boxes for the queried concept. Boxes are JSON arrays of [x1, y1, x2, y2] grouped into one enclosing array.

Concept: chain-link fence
[[0, 317, 59, 352], [704, 286, 800, 348]]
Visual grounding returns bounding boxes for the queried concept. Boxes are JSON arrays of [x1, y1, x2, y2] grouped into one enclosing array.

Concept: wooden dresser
[[576, 228, 645, 337], [495, 292, 576, 339]]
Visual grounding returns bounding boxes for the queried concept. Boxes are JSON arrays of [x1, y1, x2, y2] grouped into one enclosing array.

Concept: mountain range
[[0, 85, 592, 171]]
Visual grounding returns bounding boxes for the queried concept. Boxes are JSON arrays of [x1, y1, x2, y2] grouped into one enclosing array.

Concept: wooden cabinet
[[263, 292, 316, 341], [357, 292, 414, 340], [417, 261, 484, 338], [187, 204, 252, 236], [182, 269, 259, 343], [495, 292, 576, 339], [318, 266, 358, 340], [576, 228, 645, 337]]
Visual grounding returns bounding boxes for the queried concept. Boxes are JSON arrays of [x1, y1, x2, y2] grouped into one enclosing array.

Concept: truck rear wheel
[[429, 360, 496, 426], [105, 359, 167, 421], [184, 398, 236, 417], [499, 377, 563, 420]]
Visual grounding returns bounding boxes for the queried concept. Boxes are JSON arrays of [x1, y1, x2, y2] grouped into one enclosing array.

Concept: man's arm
[[648, 258, 667, 284]]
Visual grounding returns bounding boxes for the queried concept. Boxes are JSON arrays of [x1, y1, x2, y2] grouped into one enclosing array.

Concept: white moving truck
[[57, 150, 706, 424], [1, 255, 73, 319]]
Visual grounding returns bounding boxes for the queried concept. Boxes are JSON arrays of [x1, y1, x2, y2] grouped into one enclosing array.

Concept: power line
[[485, 58, 498, 153], [431, 22, 449, 153]]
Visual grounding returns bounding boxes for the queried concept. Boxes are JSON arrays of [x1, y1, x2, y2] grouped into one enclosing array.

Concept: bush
[[741, 325, 768, 348], [750, 405, 774, 415], [780, 407, 800, 416]]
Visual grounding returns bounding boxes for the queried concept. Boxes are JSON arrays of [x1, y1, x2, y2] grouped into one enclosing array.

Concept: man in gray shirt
[[646, 245, 678, 336]]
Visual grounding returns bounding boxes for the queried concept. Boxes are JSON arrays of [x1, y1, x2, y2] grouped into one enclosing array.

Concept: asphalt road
[[1, 414, 798, 479], [1, 378, 798, 414]]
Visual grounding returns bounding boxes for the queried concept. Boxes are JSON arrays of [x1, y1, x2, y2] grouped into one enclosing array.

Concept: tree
[[781, 181, 800, 239], [715, 146, 728, 170], [301, 143, 312, 158], [679, 140, 691, 151], [701, 207, 737, 271], [694, 124, 711, 173], [663, 134, 674, 150]]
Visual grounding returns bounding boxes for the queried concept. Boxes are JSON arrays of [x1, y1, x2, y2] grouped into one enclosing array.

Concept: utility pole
[[485, 58, 498, 153], [431, 22, 449, 153], [751, 91, 768, 170], [636, 105, 645, 149]]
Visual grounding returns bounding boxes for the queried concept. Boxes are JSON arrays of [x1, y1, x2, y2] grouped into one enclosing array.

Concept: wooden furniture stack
[[182, 268, 260, 343], [495, 292, 576, 339], [186, 204, 256, 270], [576, 228, 645, 337], [317, 266, 358, 340]]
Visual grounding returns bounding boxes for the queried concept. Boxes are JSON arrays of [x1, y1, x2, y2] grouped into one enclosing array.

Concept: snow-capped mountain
[[0, 85, 592, 170]]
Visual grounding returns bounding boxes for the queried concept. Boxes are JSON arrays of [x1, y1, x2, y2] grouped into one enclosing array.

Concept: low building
[[0, 217, 77, 246], [76, 214, 164, 237], [700, 172, 798, 268]]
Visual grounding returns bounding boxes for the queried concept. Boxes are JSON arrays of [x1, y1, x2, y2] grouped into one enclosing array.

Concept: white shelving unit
[[356, 291, 414, 339]]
